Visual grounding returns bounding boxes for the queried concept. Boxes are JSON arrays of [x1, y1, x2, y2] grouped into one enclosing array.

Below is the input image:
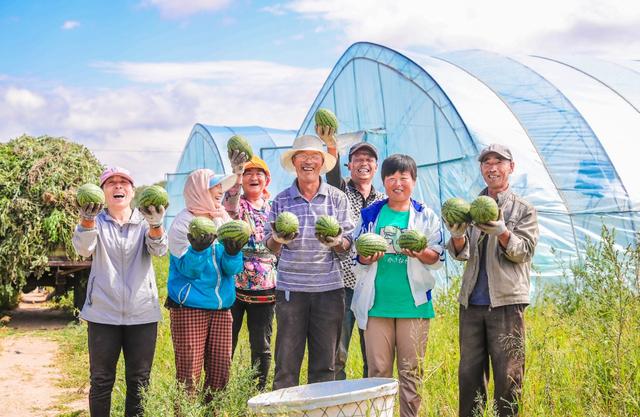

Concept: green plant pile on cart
[[0, 135, 103, 308]]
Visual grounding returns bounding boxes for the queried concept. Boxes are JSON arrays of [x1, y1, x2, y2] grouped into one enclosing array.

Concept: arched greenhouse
[[165, 124, 296, 226], [166, 42, 640, 282], [296, 42, 640, 281]]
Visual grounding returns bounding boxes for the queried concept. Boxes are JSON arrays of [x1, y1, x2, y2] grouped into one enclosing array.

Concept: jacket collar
[[101, 208, 144, 225]]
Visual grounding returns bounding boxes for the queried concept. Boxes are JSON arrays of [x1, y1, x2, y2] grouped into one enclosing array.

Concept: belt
[[236, 292, 276, 304]]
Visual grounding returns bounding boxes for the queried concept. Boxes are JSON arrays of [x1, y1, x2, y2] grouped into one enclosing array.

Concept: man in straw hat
[[265, 134, 354, 390]]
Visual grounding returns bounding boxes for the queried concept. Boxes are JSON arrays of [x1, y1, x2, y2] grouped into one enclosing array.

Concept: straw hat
[[280, 135, 336, 175]]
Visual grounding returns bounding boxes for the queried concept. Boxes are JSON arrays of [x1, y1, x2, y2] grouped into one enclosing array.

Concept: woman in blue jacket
[[351, 154, 444, 417], [167, 168, 244, 398]]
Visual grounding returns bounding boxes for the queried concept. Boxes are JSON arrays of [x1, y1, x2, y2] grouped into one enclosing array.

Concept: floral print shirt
[[234, 196, 277, 291]]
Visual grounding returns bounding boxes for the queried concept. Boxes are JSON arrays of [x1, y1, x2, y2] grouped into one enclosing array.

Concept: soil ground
[[0, 290, 88, 417]]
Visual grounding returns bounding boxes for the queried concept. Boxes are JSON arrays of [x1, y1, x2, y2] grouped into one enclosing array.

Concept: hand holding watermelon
[[187, 231, 215, 252], [140, 205, 165, 228], [270, 221, 298, 245], [316, 228, 343, 248], [359, 251, 385, 265], [229, 149, 249, 175], [314, 108, 338, 147], [221, 238, 244, 256], [79, 202, 104, 221], [475, 209, 507, 236], [444, 221, 467, 238]]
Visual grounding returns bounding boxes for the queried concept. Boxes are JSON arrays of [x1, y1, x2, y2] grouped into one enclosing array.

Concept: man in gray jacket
[[445, 144, 539, 417]]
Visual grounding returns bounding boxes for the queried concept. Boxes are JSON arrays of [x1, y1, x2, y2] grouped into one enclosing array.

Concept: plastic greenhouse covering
[[165, 125, 296, 226], [166, 41, 640, 285]]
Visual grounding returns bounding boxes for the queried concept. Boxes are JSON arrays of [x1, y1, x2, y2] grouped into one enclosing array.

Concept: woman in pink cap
[[166, 162, 246, 401], [72, 166, 168, 417]]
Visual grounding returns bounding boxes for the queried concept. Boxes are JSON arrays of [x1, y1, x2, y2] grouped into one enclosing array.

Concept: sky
[[1, 0, 639, 185]]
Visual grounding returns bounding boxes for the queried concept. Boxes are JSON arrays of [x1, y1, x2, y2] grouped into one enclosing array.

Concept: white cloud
[[0, 60, 329, 184], [261, 4, 288, 16], [4, 87, 46, 110], [285, 0, 640, 55], [61, 20, 80, 30], [142, 0, 231, 18]]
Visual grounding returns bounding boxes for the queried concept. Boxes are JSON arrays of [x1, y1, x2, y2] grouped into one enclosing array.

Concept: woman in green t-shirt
[[352, 154, 444, 417]]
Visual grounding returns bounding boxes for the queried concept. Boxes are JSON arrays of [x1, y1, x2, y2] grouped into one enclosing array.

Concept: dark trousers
[[459, 304, 526, 417], [87, 321, 158, 417], [273, 288, 345, 390], [335, 287, 367, 379], [231, 298, 275, 390]]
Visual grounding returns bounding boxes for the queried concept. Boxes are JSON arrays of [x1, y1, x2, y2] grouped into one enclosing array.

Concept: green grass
[[55, 228, 640, 416]]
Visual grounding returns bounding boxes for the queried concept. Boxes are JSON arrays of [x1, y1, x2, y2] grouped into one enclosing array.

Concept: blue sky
[[1, 0, 638, 184]]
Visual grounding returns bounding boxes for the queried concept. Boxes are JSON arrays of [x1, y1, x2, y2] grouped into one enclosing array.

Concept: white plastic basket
[[247, 377, 398, 417]]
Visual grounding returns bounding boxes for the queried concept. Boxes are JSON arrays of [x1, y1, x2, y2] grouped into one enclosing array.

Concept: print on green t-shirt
[[369, 204, 435, 319]]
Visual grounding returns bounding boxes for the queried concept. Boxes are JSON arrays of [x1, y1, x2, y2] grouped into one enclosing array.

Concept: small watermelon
[[76, 183, 105, 206], [189, 217, 217, 239], [470, 196, 499, 224], [442, 197, 471, 224], [355, 233, 389, 257], [227, 135, 254, 160], [275, 211, 299, 235], [217, 220, 251, 245], [398, 230, 427, 252], [315, 215, 340, 237], [314, 108, 338, 132], [137, 185, 169, 209]]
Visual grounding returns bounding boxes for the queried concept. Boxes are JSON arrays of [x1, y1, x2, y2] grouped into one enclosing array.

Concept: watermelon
[[275, 211, 299, 235], [137, 185, 169, 209], [217, 220, 251, 245], [442, 197, 471, 224], [189, 217, 217, 239], [355, 233, 389, 257], [398, 230, 427, 252], [470, 196, 499, 224], [76, 183, 105, 206], [227, 135, 254, 160], [314, 108, 338, 132], [315, 215, 340, 237]]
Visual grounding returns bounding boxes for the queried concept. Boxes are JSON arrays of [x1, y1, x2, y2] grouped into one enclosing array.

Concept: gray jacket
[[72, 209, 168, 325], [446, 187, 538, 308]]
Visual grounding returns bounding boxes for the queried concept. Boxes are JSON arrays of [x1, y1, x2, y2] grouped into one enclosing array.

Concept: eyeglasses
[[242, 171, 266, 178], [294, 153, 323, 162]]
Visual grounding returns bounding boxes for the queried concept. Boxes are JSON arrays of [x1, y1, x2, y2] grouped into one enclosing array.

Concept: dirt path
[[0, 291, 88, 417]]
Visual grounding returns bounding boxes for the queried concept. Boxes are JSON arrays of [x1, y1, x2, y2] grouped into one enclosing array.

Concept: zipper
[[178, 283, 191, 305], [87, 275, 96, 305], [212, 249, 223, 308], [149, 280, 154, 303]]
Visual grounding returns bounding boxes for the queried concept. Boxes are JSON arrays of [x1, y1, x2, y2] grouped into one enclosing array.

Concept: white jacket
[[351, 199, 444, 330]]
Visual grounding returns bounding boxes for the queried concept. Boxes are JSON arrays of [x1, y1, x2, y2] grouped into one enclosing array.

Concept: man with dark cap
[[445, 144, 539, 417], [318, 127, 385, 379]]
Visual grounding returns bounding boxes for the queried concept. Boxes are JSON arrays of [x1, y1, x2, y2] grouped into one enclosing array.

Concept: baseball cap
[[348, 142, 379, 161], [208, 174, 237, 193], [477, 144, 513, 162], [100, 166, 135, 187]]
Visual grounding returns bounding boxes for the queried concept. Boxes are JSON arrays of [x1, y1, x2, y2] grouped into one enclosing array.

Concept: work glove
[[316, 227, 343, 248], [270, 222, 298, 245], [229, 149, 249, 175], [315, 125, 337, 148], [444, 220, 468, 238], [221, 238, 245, 256], [79, 202, 103, 221], [187, 232, 215, 252], [475, 210, 507, 236], [140, 205, 166, 228]]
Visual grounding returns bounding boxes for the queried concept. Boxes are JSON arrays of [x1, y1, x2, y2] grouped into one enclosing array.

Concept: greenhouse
[[164, 124, 296, 226], [166, 41, 640, 281]]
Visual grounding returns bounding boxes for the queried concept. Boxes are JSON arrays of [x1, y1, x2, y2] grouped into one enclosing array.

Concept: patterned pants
[[169, 308, 233, 394]]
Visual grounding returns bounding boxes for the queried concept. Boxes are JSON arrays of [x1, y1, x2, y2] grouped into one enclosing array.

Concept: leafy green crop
[[0, 135, 103, 306]]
